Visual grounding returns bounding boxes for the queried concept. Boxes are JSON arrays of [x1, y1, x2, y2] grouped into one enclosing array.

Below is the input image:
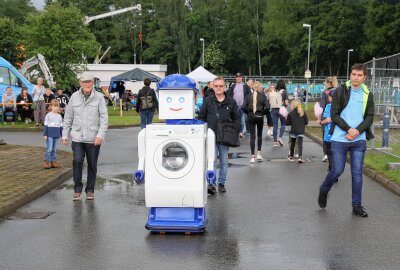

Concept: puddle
[[58, 174, 134, 190], [6, 211, 55, 220]]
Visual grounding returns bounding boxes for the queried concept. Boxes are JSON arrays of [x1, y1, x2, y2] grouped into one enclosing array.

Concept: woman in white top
[[32, 77, 47, 126]]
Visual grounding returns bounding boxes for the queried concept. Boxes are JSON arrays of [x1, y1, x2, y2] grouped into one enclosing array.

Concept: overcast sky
[[31, 0, 45, 10]]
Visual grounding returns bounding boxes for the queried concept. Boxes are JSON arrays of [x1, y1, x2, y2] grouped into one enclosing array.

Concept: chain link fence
[[364, 53, 400, 154]]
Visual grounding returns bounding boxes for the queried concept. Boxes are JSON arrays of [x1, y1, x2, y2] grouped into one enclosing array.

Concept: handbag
[[279, 106, 288, 118], [212, 101, 240, 147], [31, 102, 37, 110]]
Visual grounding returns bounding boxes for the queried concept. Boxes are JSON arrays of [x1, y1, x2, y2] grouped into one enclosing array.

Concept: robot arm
[[206, 128, 216, 183], [134, 128, 146, 184]]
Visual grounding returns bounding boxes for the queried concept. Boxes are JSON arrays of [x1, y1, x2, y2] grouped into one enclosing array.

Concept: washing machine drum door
[[154, 140, 195, 179]]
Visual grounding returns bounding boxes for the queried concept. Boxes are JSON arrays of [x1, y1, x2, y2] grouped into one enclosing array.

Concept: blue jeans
[[320, 140, 367, 206], [140, 110, 154, 129], [271, 108, 286, 142], [44, 137, 58, 161], [71, 141, 101, 194], [212, 143, 229, 186]]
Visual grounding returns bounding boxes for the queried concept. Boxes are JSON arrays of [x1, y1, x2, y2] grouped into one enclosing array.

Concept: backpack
[[140, 88, 154, 110], [269, 91, 283, 109]]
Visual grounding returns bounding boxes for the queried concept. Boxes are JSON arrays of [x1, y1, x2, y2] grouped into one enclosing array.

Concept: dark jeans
[[140, 109, 154, 129], [248, 115, 264, 155], [265, 110, 273, 127], [18, 107, 33, 121], [320, 140, 366, 206], [71, 141, 101, 194], [271, 108, 286, 142], [290, 135, 303, 157], [3, 108, 16, 122]]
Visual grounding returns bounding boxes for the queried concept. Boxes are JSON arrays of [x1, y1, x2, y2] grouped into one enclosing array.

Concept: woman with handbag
[[269, 80, 289, 147], [242, 81, 270, 163], [32, 77, 47, 126], [198, 77, 241, 194]]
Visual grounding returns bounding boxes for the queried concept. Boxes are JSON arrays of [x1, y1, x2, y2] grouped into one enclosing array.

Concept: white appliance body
[[144, 124, 207, 208]]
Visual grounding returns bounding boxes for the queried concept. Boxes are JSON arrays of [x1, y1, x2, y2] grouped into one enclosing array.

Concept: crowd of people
[[198, 74, 309, 195], [199, 64, 374, 218], [1, 77, 70, 125]]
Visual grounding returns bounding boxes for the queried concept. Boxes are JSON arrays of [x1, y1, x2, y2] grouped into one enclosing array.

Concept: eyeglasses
[[214, 85, 225, 88]]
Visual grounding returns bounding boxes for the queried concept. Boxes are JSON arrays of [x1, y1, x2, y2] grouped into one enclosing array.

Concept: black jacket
[[44, 93, 55, 104], [286, 109, 308, 135], [197, 93, 240, 135], [136, 86, 159, 112], [242, 92, 270, 117], [329, 84, 374, 140], [226, 83, 251, 104]]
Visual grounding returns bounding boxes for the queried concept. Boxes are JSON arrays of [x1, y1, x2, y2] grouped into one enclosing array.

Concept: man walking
[[136, 78, 158, 129], [318, 64, 374, 217], [227, 73, 251, 138], [198, 77, 240, 194], [62, 73, 108, 201]]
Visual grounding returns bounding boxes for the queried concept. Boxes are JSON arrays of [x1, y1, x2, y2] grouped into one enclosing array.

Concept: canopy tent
[[109, 68, 161, 93], [186, 66, 216, 82]]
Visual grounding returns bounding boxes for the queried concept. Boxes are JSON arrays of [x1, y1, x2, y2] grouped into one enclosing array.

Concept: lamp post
[[347, 49, 354, 80], [303, 23, 311, 109], [199, 38, 205, 67]]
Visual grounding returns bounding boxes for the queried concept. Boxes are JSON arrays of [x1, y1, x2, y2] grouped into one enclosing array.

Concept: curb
[[0, 168, 72, 218], [305, 131, 400, 197]]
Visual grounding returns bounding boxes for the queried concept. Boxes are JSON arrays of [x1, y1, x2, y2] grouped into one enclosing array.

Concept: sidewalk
[[0, 144, 72, 218]]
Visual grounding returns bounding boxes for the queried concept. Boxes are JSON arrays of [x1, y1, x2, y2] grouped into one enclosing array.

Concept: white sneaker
[[250, 156, 255, 163], [294, 153, 299, 158], [322, 155, 328, 162], [256, 153, 263, 162], [273, 142, 279, 147]]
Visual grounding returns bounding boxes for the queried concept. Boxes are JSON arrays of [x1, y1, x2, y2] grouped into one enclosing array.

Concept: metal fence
[[364, 53, 400, 154]]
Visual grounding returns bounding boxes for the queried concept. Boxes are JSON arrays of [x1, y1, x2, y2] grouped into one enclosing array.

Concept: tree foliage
[[0, 17, 22, 65], [2, 0, 400, 78], [0, 0, 36, 24], [23, 3, 99, 88]]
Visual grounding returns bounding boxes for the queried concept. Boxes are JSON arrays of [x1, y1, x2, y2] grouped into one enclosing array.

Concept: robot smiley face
[[166, 96, 185, 111], [158, 89, 195, 119]]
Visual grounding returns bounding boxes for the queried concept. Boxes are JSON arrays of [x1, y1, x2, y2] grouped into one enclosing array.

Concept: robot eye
[[166, 97, 172, 103], [179, 97, 185, 103]]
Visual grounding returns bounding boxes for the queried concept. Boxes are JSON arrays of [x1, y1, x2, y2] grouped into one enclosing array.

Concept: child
[[286, 99, 308, 163], [320, 89, 338, 182], [43, 99, 63, 169]]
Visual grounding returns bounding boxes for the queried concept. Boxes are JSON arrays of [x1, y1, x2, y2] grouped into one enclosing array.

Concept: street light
[[303, 23, 311, 109], [199, 38, 205, 67], [347, 49, 354, 80]]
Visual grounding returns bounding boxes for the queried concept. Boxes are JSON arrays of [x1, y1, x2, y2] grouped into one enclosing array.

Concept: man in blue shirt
[[318, 64, 375, 217]]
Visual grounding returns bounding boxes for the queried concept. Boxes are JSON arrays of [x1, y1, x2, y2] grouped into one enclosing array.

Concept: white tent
[[186, 66, 216, 82]]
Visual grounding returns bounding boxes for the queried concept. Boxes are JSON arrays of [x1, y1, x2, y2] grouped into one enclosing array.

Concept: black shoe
[[352, 205, 368, 217], [318, 190, 328, 208], [207, 184, 216, 195], [218, 184, 226, 193]]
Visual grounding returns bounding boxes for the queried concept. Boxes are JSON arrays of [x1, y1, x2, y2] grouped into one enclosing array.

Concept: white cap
[[79, 73, 94, 81]]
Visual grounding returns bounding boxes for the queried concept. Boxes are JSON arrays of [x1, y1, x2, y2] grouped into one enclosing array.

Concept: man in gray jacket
[[62, 73, 108, 201]]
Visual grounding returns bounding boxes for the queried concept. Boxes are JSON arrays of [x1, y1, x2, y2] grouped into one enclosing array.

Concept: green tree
[[23, 3, 98, 88], [362, 1, 400, 60], [204, 41, 227, 75], [0, 0, 36, 24], [0, 17, 22, 65]]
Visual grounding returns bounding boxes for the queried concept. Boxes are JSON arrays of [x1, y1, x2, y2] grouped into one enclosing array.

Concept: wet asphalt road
[[0, 128, 399, 270]]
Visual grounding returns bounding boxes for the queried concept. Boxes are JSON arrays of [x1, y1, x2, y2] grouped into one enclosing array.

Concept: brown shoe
[[73, 192, 81, 201], [51, 161, 60, 168], [44, 161, 51, 169], [86, 192, 94, 200]]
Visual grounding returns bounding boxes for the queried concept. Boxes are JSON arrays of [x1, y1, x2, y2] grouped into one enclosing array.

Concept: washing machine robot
[[134, 74, 215, 233]]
